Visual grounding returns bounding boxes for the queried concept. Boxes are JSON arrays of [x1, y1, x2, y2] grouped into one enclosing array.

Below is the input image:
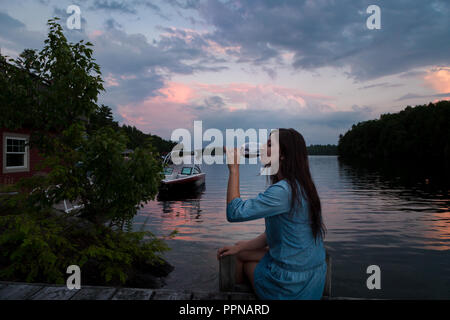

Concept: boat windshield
[[163, 167, 174, 175], [181, 167, 192, 175]]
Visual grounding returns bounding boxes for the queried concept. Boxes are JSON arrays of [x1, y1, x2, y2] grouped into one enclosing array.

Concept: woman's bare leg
[[243, 262, 258, 289], [235, 247, 268, 284]]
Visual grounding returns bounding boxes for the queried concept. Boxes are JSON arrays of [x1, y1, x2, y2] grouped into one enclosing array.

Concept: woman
[[217, 128, 327, 300]]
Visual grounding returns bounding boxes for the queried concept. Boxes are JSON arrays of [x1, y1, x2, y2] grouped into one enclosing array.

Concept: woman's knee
[[236, 250, 247, 262], [237, 248, 267, 262]]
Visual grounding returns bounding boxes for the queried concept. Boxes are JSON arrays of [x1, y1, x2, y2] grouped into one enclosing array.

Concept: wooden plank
[[219, 254, 236, 292], [111, 288, 154, 300], [192, 291, 229, 300], [0, 284, 44, 300], [151, 290, 192, 300], [229, 292, 257, 300], [70, 286, 117, 300], [329, 297, 369, 300], [30, 286, 78, 300], [233, 284, 253, 293]]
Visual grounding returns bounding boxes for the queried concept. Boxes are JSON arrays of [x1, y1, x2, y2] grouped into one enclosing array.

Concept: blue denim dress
[[226, 179, 326, 300]]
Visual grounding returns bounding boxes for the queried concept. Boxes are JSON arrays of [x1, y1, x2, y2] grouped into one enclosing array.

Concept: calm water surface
[[133, 156, 450, 299]]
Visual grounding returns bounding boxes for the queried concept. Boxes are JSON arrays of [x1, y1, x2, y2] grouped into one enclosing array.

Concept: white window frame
[[3, 133, 30, 173]]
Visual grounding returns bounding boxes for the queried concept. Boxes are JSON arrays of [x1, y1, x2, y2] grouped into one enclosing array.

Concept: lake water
[[132, 156, 450, 299]]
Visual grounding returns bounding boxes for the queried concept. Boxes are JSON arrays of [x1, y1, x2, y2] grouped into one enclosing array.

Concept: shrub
[[0, 206, 173, 286]]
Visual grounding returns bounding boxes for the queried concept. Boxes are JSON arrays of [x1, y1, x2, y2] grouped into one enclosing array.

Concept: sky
[[1, 0, 449, 145]]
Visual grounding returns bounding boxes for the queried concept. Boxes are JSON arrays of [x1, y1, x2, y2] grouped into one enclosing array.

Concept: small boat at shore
[[159, 152, 206, 193]]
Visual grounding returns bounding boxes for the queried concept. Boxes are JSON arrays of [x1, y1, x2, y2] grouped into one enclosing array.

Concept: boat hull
[[159, 173, 206, 194]]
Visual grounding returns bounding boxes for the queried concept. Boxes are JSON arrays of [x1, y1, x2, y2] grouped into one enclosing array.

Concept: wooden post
[[219, 251, 332, 298], [323, 250, 332, 298], [219, 254, 236, 292]]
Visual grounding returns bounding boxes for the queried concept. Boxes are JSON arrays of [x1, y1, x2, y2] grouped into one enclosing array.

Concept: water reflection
[[133, 156, 450, 298], [157, 184, 206, 202], [157, 185, 205, 221], [333, 160, 450, 251]]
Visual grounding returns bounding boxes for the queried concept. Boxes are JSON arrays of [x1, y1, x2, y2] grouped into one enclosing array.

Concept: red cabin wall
[[0, 128, 48, 185]]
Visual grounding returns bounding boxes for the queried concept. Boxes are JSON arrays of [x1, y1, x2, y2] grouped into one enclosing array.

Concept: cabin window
[[193, 167, 200, 174], [6, 138, 26, 168], [3, 134, 29, 173], [181, 167, 192, 175]]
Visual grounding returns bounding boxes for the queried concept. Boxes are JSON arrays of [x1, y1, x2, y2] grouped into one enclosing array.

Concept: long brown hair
[[269, 128, 326, 240]]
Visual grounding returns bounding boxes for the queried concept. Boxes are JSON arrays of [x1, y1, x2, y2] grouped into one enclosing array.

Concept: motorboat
[[159, 151, 206, 193]]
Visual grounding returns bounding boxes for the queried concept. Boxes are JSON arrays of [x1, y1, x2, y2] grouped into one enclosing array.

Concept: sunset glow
[[0, 0, 448, 143]]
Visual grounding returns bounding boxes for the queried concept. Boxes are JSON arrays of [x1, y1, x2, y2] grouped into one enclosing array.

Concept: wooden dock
[[0, 281, 257, 300], [0, 250, 335, 300], [0, 281, 364, 300]]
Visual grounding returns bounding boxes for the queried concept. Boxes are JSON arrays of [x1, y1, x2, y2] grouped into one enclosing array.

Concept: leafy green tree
[[0, 19, 172, 286], [1, 18, 164, 226], [88, 106, 176, 154], [88, 104, 119, 133], [121, 124, 176, 154], [1, 19, 103, 155]]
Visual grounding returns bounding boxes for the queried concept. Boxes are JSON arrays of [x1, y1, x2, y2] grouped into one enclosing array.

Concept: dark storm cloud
[[0, 11, 25, 29], [76, 0, 169, 20], [188, 103, 374, 145], [0, 11, 44, 53], [88, 19, 228, 106], [89, 0, 137, 14], [51, 6, 88, 35], [104, 17, 122, 30], [88, 0, 171, 19], [396, 92, 450, 102], [0, 10, 226, 108], [192, 0, 450, 80], [93, 20, 227, 77], [398, 70, 428, 79], [104, 72, 166, 105], [358, 82, 403, 90], [3, 1, 444, 143], [204, 95, 226, 109], [167, 0, 202, 10]]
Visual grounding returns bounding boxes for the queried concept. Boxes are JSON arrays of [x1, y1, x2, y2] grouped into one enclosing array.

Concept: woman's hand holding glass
[[224, 146, 241, 172]]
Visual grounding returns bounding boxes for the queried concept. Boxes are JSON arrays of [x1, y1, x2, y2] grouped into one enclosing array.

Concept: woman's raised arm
[[226, 147, 241, 204]]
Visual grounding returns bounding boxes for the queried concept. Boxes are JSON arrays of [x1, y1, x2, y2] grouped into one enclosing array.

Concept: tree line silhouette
[[88, 105, 176, 154], [338, 100, 450, 180], [307, 144, 338, 155]]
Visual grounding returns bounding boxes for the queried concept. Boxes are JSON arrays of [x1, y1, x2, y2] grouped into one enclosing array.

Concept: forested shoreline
[[307, 144, 338, 155], [89, 105, 177, 154], [338, 100, 450, 180]]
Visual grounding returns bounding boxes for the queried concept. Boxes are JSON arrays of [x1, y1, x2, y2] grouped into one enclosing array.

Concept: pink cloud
[[193, 83, 335, 112], [104, 73, 119, 87], [159, 82, 198, 104], [117, 81, 337, 137], [89, 30, 104, 38], [118, 82, 198, 136], [120, 74, 137, 80], [205, 39, 241, 56], [159, 26, 241, 58], [433, 97, 450, 103], [424, 67, 450, 93]]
